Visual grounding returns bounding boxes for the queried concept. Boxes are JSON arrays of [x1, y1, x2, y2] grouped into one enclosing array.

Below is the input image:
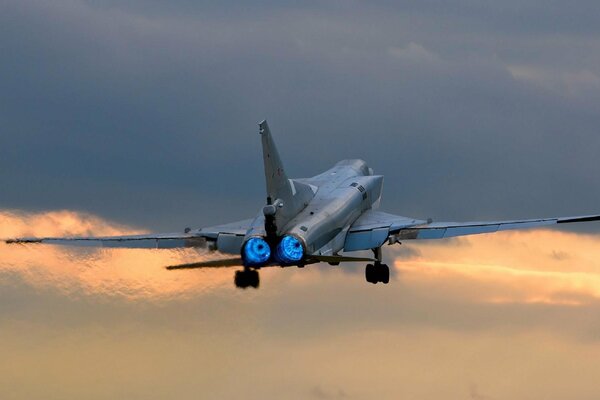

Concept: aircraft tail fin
[[260, 120, 290, 203], [259, 120, 315, 232]]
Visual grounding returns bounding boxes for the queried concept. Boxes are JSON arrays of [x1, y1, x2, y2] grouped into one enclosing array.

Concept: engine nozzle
[[242, 237, 271, 265], [276, 235, 305, 264]]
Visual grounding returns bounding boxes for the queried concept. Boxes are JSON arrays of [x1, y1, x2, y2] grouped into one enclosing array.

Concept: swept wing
[[345, 211, 600, 251], [390, 215, 600, 240], [5, 219, 253, 251]]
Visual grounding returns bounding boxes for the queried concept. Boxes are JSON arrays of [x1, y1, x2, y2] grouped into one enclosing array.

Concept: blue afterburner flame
[[277, 235, 304, 263], [243, 237, 271, 265]]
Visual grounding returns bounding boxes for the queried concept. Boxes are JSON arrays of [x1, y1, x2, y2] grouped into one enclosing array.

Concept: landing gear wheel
[[365, 263, 390, 284], [234, 269, 260, 289], [234, 270, 246, 288], [365, 264, 376, 284], [379, 264, 390, 284], [249, 269, 260, 288]]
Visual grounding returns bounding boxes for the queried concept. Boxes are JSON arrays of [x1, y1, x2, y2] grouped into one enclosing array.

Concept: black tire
[[234, 270, 247, 288], [365, 264, 377, 284], [250, 269, 260, 289], [379, 264, 390, 284]]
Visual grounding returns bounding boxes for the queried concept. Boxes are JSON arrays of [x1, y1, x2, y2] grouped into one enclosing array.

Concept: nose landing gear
[[365, 247, 390, 284], [234, 268, 260, 289]]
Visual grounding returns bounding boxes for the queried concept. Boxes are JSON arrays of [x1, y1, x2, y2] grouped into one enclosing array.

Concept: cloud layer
[[2, 209, 600, 399], [1, 0, 600, 230], [2, 1, 600, 398]]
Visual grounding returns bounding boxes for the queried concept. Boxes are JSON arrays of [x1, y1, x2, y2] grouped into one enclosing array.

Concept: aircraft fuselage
[[243, 159, 383, 267]]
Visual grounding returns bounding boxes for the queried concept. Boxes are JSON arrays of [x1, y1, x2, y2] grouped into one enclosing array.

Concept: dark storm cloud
[[2, 5, 600, 397], [1, 0, 600, 231]]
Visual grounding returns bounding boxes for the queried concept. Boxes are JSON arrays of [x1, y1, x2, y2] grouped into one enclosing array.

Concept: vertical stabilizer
[[259, 120, 315, 233], [260, 120, 291, 203]]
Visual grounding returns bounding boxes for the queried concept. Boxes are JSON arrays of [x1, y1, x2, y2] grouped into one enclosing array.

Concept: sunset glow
[[2, 209, 599, 305]]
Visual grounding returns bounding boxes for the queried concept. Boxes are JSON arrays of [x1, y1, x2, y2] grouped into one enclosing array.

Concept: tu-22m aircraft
[[6, 121, 600, 288]]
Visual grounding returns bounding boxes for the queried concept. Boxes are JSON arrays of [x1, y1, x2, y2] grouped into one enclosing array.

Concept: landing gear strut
[[235, 268, 260, 289], [365, 247, 390, 284]]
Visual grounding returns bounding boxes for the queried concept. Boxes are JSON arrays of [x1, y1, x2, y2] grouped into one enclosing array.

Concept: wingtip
[[557, 215, 600, 224], [4, 238, 41, 244]]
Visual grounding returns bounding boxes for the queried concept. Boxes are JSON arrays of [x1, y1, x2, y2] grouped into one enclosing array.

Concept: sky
[[1, 1, 600, 399]]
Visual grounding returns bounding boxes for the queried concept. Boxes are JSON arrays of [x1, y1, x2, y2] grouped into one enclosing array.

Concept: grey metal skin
[[283, 162, 383, 256], [5, 120, 600, 286], [243, 121, 384, 267], [245, 160, 382, 264]]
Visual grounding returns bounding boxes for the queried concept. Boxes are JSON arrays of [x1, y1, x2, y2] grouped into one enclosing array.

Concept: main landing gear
[[365, 263, 389, 284], [235, 268, 260, 289], [365, 247, 390, 284]]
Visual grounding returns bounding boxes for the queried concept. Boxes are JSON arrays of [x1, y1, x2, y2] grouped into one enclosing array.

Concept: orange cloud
[[0, 209, 139, 238], [0, 209, 233, 300], [392, 230, 600, 305], [1, 209, 600, 304]]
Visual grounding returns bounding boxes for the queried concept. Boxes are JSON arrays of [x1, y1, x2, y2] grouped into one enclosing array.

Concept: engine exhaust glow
[[242, 237, 271, 265], [276, 235, 304, 264]]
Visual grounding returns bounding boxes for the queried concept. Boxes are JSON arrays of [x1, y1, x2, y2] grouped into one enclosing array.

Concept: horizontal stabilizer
[[166, 254, 376, 269], [166, 258, 244, 270], [307, 254, 376, 263]]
